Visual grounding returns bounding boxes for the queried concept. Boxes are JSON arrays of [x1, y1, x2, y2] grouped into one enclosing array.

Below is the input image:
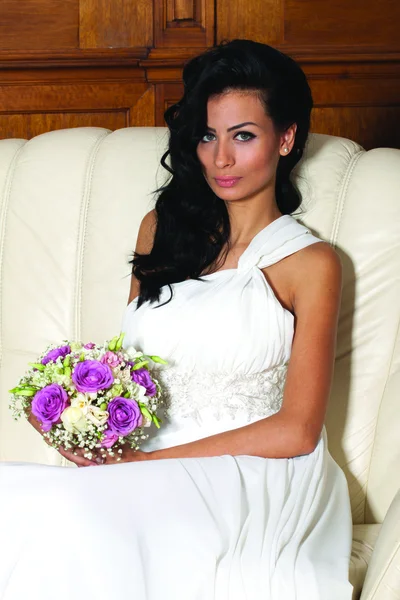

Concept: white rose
[[71, 393, 91, 415], [86, 406, 109, 427], [61, 406, 88, 433]]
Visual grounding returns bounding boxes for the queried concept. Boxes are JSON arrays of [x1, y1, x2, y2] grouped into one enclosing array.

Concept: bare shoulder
[[295, 240, 342, 276], [290, 241, 343, 315], [135, 208, 157, 254], [127, 209, 157, 304]]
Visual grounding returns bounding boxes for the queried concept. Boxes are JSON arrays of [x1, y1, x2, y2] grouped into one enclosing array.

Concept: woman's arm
[[61, 241, 342, 466], [144, 242, 342, 461]]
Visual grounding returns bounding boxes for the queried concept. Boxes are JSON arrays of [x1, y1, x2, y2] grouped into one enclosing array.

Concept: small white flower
[[124, 346, 142, 360], [71, 393, 91, 415]]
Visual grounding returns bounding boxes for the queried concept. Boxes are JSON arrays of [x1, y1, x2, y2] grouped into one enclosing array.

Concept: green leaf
[[79, 353, 85, 362], [132, 360, 149, 370], [63, 355, 71, 367], [28, 362, 45, 372], [9, 387, 21, 394], [152, 414, 161, 429], [139, 404, 152, 421], [149, 355, 168, 365], [108, 335, 118, 351], [64, 367, 72, 378], [115, 332, 125, 351], [14, 389, 37, 397]]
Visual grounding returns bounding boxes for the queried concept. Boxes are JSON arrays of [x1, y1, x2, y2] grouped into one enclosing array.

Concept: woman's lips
[[214, 177, 242, 188]]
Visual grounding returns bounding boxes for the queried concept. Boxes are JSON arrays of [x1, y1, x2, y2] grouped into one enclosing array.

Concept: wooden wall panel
[[0, 0, 78, 50], [0, 111, 127, 140], [0, 0, 398, 149], [311, 107, 400, 150], [285, 0, 400, 46], [154, 0, 215, 48], [0, 76, 153, 140], [217, 0, 283, 46], [79, 0, 153, 48]]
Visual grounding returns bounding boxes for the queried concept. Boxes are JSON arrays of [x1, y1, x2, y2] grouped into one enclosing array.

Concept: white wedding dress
[[0, 214, 353, 600]]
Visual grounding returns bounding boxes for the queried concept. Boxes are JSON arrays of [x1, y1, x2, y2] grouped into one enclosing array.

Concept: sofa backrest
[[0, 127, 399, 525]]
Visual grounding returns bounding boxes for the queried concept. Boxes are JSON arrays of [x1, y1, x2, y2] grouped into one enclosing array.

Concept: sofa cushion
[[350, 524, 381, 599]]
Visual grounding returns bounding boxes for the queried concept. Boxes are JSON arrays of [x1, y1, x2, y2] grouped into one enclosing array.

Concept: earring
[[283, 147, 289, 154]]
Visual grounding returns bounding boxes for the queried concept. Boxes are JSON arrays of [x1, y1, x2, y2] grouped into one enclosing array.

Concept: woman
[[0, 39, 353, 599]]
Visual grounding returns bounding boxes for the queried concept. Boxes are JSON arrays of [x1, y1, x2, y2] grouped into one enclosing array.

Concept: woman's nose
[[214, 142, 234, 169]]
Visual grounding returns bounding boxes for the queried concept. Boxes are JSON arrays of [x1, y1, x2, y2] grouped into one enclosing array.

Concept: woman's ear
[[279, 123, 297, 156]]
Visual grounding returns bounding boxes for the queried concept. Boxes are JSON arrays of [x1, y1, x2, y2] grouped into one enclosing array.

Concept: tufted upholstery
[[0, 128, 399, 599]]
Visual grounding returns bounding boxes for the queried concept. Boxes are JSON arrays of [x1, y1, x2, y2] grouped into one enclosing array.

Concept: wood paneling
[[0, 0, 398, 149], [129, 86, 156, 126], [0, 0, 79, 50], [155, 83, 183, 125], [311, 107, 400, 150], [79, 0, 153, 48], [217, 0, 283, 46], [0, 76, 152, 139], [285, 0, 400, 47], [0, 82, 149, 112], [154, 0, 215, 47], [0, 111, 127, 140]]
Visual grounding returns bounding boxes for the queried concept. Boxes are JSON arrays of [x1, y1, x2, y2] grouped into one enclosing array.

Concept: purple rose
[[41, 345, 71, 365], [31, 383, 68, 432], [100, 428, 119, 448], [131, 368, 157, 397], [72, 360, 114, 393], [107, 397, 142, 436]]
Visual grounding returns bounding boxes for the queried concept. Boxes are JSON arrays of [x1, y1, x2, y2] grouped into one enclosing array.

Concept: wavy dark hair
[[131, 39, 313, 308]]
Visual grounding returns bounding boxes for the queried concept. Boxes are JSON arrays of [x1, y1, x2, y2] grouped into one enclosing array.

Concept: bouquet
[[9, 333, 167, 461]]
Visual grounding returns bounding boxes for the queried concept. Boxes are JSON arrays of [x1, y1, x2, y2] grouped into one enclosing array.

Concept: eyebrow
[[206, 121, 261, 133]]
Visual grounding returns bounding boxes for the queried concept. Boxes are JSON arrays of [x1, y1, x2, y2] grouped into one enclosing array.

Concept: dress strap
[[237, 215, 323, 272]]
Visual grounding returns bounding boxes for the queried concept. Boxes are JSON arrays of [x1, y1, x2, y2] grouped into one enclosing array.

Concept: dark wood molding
[[1, 45, 400, 72], [0, 48, 149, 69]]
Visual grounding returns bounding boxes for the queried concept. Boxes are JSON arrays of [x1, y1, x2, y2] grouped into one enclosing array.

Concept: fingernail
[[95, 457, 104, 465]]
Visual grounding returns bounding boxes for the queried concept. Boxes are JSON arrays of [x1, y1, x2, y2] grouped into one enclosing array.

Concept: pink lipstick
[[214, 177, 242, 188]]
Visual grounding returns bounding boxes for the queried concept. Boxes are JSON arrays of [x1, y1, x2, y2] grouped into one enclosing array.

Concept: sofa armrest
[[360, 489, 400, 600]]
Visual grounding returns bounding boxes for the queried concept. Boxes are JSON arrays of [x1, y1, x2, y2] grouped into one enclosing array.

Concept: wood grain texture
[[154, 0, 214, 47], [311, 106, 400, 150], [285, 0, 400, 46], [217, 0, 283, 45], [0, 111, 127, 140], [0, 0, 78, 50], [155, 83, 184, 125], [0, 81, 149, 112], [129, 86, 156, 126], [79, 0, 153, 48]]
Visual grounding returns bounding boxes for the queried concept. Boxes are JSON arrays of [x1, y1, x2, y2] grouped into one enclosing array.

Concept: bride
[[0, 39, 353, 599]]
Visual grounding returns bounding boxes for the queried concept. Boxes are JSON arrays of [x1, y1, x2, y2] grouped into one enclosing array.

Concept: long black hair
[[131, 39, 313, 308]]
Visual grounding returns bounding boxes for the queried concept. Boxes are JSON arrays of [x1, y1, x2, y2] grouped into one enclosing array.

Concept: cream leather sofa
[[0, 127, 399, 599]]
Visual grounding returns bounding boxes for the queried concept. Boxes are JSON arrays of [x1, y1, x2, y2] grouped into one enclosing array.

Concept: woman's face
[[196, 90, 296, 204]]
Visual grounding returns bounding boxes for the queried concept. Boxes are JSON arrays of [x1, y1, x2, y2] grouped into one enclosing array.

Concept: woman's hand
[[27, 410, 149, 467], [58, 444, 149, 467], [27, 410, 97, 467]]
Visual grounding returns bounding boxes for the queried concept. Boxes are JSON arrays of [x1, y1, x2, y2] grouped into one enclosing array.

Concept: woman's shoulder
[[136, 209, 157, 254], [289, 240, 343, 315]]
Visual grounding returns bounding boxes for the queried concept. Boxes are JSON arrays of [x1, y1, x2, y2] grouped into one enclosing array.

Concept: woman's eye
[[200, 131, 255, 143], [235, 131, 255, 142], [201, 133, 216, 143]]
